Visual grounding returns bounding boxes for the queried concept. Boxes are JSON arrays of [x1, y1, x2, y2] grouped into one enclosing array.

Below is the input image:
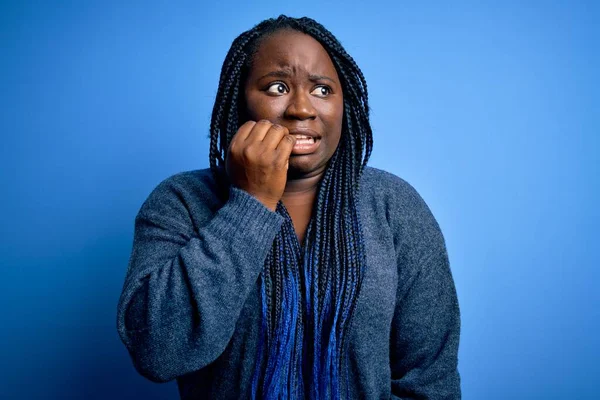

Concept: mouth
[[288, 129, 321, 155]]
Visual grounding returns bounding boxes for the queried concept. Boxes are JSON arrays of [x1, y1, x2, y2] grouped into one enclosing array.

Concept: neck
[[283, 171, 322, 194]]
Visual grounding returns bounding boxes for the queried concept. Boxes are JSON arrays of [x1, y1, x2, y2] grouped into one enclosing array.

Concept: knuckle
[[270, 124, 288, 137], [242, 146, 253, 158], [238, 121, 255, 135]]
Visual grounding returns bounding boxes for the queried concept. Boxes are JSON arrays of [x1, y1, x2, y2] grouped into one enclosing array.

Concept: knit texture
[[116, 166, 461, 399]]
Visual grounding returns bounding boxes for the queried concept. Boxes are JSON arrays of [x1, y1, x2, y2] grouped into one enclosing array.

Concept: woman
[[117, 15, 461, 399]]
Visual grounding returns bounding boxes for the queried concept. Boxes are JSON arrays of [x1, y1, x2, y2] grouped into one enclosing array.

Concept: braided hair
[[209, 15, 373, 399]]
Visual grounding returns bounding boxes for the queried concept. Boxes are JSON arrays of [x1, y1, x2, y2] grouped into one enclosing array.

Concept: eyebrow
[[258, 70, 336, 84]]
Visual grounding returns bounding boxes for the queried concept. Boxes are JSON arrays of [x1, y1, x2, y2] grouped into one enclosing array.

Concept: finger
[[232, 120, 257, 144], [275, 133, 296, 159], [262, 124, 288, 150], [275, 135, 295, 171], [245, 119, 273, 143]]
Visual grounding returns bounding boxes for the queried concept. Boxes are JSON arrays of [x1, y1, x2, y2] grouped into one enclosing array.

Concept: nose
[[284, 90, 317, 120]]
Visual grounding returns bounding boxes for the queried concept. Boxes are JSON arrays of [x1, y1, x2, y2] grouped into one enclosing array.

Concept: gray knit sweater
[[116, 166, 461, 399]]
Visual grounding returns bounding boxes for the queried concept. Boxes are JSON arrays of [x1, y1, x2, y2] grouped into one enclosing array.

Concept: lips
[[288, 128, 321, 155]]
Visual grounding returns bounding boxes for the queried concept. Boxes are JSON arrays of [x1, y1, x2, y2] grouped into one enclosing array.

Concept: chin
[[287, 157, 328, 178]]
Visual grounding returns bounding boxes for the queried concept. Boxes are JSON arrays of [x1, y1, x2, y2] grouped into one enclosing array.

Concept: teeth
[[293, 134, 315, 143]]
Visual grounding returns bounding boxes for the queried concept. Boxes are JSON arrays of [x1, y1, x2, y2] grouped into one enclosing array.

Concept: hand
[[226, 120, 297, 211]]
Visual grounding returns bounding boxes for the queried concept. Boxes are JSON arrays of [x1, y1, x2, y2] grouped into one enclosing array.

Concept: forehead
[[250, 30, 338, 77]]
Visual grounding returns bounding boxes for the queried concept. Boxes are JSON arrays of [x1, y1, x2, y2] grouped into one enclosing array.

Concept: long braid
[[208, 15, 373, 399]]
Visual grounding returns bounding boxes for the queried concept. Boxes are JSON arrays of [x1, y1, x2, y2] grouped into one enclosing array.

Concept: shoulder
[[360, 166, 415, 193], [137, 168, 223, 220], [359, 166, 446, 260], [151, 168, 219, 198], [359, 166, 431, 219]]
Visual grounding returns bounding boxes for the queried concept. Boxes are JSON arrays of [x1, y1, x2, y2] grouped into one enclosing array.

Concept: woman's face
[[244, 29, 344, 178]]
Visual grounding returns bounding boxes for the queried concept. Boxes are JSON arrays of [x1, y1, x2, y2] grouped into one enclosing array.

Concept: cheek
[[322, 101, 344, 143], [245, 93, 286, 120]]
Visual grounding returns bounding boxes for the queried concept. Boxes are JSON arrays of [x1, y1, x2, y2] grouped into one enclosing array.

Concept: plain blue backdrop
[[1, 1, 598, 399]]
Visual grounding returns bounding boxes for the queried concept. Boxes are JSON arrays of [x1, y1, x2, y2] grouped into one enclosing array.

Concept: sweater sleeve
[[388, 182, 461, 399], [116, 179, 283, 383]]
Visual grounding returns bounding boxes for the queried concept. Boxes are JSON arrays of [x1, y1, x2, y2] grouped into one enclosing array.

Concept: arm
[[116, 179, 283, 383], [389, 183, 461, 399], [390, 247, 461, 399]]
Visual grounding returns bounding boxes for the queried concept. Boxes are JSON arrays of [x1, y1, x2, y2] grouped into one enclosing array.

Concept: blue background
[[1, 1, 598, 399]]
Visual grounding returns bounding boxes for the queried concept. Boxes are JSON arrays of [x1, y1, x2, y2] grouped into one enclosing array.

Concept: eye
[[311, 85, 332, 97], [266, 82, 288, 95]]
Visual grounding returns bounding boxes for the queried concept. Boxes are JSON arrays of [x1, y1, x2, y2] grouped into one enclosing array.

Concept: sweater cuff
[[210, 186, 284, 242]]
